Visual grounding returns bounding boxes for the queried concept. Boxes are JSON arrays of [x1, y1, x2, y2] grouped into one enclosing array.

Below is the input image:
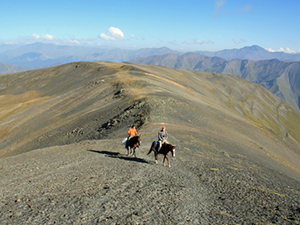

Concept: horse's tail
[[147, 141, 156, 155], [125, 137, 130, 149]]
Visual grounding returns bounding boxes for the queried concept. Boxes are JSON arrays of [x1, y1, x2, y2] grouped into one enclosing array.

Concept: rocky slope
[[0, 61, 300, 224]]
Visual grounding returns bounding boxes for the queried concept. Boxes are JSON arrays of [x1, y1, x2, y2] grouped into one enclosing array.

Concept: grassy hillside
[[130, 54, 300, 110]]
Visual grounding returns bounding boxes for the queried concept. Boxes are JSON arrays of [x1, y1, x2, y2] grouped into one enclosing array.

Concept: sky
[[0, 0, 299, 53]]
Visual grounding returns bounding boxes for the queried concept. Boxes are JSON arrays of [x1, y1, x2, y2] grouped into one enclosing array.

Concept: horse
[[147, 141, 176, 167], [125, 135, 141, 157]]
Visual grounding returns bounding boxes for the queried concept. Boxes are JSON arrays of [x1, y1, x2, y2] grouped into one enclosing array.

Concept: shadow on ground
[[88, 150, 149, 164]]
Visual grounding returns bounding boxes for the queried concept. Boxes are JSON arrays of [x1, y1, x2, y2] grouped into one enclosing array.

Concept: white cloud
[[194, 39, 212, 45], [194, 39, 203, 44], [212, 0, 226, 18], [32, 33, 56, 40], [221, 3, 254, 15], [265, 47, 297, 53], [169, 40, 178, 46], [4, 33, 102, 46], [0, 40, 17, 45], [265, 48, 275, 52], [238, 4, 253, 13], [233, 39, 246, 44], [69, 34, 76, 40], [99, 27, 124, 41], [183, 40, 191, 45], [285, 48, 296, 54], [70, 40, 80, 44], [129, 34, 137, 39]]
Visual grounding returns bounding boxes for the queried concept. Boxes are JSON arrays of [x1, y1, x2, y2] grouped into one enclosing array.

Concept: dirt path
[[0, 139, 299, 224], [0, 140, 210, 224]]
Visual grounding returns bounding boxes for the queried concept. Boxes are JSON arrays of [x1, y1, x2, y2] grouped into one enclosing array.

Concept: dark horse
[[125, 135, 141, 157], [147, 141, 176, 167]]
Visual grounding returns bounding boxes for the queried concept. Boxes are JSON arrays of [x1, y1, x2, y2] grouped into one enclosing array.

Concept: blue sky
[[0, 0, 299, 53]]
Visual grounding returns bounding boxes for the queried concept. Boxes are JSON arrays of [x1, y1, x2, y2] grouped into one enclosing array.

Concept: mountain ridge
[[0, 61, 300, 223], [1, 61, 300, 162], [1, 43, 300, 69], [0, 43, 181, 67], [195, 45, 300, 61], [130, 53, 300, 110], [0, 62, 33, 74]]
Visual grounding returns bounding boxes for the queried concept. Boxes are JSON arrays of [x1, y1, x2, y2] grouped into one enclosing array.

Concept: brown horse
[[125, 135, 141, 157], [147, 141, 176, 167]]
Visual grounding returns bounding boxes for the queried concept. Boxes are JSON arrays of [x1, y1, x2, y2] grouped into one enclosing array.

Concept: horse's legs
[[147, 148, 152, 155], [133, 147, 136, 157], [155, 153, 158, 164], [163, 155, 170, 167], [127, 146, 133, 156], [166, 156, 170, 167]]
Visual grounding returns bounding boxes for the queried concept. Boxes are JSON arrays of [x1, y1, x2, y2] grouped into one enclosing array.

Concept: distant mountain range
[[0, 62, 34, 74], [1, 43, 300, 69], [129, 53, 300, 110], [1, 43, 300, 110], [195, 45, 300, 61], [0, 42, 181, 67]]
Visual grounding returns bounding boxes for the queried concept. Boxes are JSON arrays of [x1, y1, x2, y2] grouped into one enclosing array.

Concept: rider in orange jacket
[[128, 125, 138, 140]]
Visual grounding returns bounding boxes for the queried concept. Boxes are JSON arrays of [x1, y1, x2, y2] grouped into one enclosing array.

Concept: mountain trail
[[1, 138, 299, 224]]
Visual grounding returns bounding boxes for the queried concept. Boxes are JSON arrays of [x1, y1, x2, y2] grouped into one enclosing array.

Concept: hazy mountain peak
[[244, 45, 265, 51]]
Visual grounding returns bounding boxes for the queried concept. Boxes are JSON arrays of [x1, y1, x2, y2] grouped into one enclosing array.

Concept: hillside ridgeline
[[0, 61, 300, 224], [130, 53, 300, 110]]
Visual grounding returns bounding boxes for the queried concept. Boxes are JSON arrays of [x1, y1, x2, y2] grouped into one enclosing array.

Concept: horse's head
[[137, 136, 141, 144], [171, 145, 176, 157]]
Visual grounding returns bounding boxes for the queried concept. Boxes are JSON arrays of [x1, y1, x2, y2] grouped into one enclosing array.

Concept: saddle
[[155, 141, 162, 152]]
